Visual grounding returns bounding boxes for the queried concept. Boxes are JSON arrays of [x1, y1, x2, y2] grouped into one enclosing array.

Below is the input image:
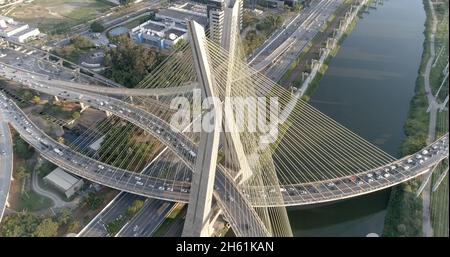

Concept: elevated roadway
[[1, 66, 448, 208], [0, 111, 13, 222], [0, 76, 271, 236]]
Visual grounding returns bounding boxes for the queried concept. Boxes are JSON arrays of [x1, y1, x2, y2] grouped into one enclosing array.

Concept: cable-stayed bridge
[[0, 0, 448, 237]]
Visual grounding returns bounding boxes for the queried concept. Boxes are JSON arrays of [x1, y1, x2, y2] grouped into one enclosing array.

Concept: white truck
[[53, 148, 63, 156]]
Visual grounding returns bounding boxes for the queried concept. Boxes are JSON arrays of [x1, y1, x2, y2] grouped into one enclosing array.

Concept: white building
[[130, 19, 188, 49], [0, 15, 41, 42], [44, 168, 84, 198]]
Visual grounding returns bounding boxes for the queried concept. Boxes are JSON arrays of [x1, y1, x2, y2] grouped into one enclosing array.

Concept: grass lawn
[[430, 108, 448, 237], [9, 0, 115, 33], [15, 189, 53, 212], [430, 159, 449, 237]]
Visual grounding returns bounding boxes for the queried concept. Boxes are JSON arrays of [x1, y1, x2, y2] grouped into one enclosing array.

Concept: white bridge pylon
[[182, 0, 292, 237], [182, 20, 223, 237]]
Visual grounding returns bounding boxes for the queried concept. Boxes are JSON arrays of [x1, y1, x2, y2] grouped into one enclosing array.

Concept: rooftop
[[44, 168, 82, 191], [13, 26, 38, 36], [158, 8, 208, 26], [143, 22, 165, 32], [176, 2, 207, 13], [165, 28, 186, 39]]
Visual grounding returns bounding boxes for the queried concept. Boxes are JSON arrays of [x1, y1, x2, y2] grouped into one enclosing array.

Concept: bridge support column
[[441, 95, 448, 111], [53, 96, 60, 102], [302, 72, 309, 82], [105, 111, 112, 117], [326, 38, 337, 49], [79, 102, 89, 113], [311, 59, 320, 71], [220, 0, 253, 183], [182, 21, 222, 237], [416, 165, 438, 197], [332, 28, 339, 38], [338, 20, 346, 31], [432, 166, 449, 192], [319, 48, 328, 58]]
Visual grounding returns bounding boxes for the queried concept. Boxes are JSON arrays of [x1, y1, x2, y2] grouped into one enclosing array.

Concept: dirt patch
[[76, 108, 107, 128]]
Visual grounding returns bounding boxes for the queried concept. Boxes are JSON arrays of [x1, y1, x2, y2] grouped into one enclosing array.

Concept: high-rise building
[[238, 0, 243, 30], [206, 0, 244, 43], [207, 0, 225, 43]]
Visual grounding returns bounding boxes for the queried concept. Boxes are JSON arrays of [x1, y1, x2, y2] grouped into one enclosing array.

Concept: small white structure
[[44, 168, 84, 198], [0, 15, 41, 42]]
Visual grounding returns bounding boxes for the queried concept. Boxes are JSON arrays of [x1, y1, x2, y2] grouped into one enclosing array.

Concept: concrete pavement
[[116, 199, 175, 237], [422, 0, 441, 238], [78, 192, 144, 237], [0, 114, 13, 222], [249, 0, 343, 82]]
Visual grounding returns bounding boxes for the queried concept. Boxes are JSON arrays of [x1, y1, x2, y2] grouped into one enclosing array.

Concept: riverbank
[[279, 0, 371, 102], [428, 0, 449, 237], [292, 0, 427, 236], [382, 0, 440, 237]]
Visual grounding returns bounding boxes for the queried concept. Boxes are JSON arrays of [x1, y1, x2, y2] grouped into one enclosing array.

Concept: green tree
[[20, 90, 34, 101], [54, 44, 78, 61], [0, 213, 40, 237], [90, 21, 105, 33], [71, 35, 94, 50], [83, 193, 104, 210], [37, 161, 56, 177], [33, 218, 59, 237], [14, 165, 30, 180], [104, 35, 161, 87], [119, 0, 132, 5], [127, 199, 144, 216], [72, 111, 81, 120], [66, 220, 81, 234], [32, 95, 40, 104], [57, 209, 72, 225], [13, 137, 34, 159]]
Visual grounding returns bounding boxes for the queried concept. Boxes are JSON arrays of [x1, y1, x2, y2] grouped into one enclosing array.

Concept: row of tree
[[0, 209, 80, 237]]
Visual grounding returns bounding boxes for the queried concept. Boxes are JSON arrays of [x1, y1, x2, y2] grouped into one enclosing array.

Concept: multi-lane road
[[0, 66, 272, 237], [78, 193, 145, 237], [79, 0, 346, 236], [116, 199, 175, 237], [1, 0, 447, 236], [249, 0, 344, 81], [2, 61, 448, 211], [0, 112, 13, 222]]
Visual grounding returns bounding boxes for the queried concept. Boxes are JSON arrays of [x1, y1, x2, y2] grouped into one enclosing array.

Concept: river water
[[288, 0, 426, 236]]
